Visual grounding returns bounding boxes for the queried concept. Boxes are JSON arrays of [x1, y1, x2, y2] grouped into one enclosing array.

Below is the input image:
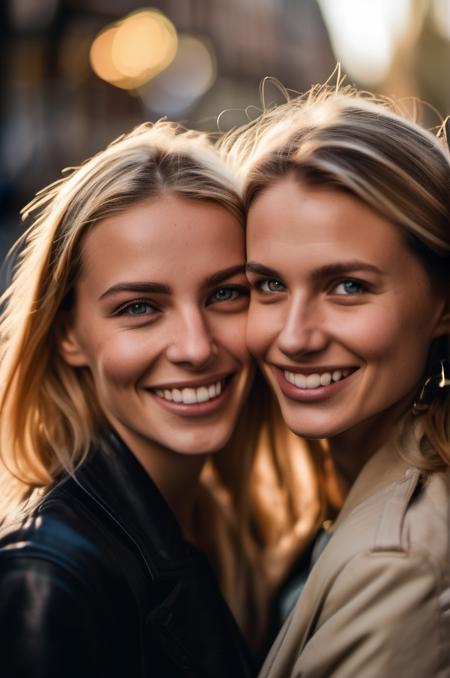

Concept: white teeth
[[172, 389, 182, 403], [284, 369, 351, 390], [182, 388, 196, 404], [154, 380, 223, 404], [320, 373, 332, 386], [197, 387, 209, 403], [306, 374, 321, 388], [294, 373, 306, 388]]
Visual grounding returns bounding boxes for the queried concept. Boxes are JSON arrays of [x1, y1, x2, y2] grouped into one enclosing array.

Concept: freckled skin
[[60, 195, 251, 465], [246, 176, 447, 454]]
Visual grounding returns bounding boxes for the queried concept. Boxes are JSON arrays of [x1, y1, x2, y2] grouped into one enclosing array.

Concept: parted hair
[[0, 120, 322, 648], [222, 81, 450, 468]]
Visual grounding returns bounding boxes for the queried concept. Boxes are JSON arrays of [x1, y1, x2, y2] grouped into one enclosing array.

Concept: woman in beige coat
[[226, 88, 450, 676]]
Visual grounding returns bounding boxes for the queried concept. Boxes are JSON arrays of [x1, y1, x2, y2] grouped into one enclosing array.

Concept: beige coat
[[260, 437, 450, 677]]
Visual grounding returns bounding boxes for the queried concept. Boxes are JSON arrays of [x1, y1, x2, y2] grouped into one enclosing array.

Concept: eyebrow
[[204, 265, 247, 287], [310, 261, 383, 280], [246, 262, 283, 278], [99, 282, 171, 300], [99, 265, 247, 301], [246, 260, 383, 280]]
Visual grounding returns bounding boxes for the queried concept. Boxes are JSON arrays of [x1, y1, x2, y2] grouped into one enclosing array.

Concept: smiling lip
[[272, 365, 358, 403], [147, 372, 232, 391], [145, 373, 235, 418]]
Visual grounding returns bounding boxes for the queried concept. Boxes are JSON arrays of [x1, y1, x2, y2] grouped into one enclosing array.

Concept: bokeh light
[[89, 9, 178, 90], [139, 34, 217, 115], [319, 0, 412, 84], [90, 25, 124, 85]]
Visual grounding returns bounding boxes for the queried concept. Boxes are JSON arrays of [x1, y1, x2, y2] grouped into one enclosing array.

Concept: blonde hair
[[0, 120, 322, 648], [0, 121, 245, 503], [223, 82, 450, 469]]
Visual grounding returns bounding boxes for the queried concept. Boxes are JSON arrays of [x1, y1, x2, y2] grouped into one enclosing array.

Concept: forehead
[[246, 176, 406, 267], [78, 195, 244, 289]]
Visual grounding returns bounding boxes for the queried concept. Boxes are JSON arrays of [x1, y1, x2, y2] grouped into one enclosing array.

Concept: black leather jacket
[[0, 431, 255, 677]]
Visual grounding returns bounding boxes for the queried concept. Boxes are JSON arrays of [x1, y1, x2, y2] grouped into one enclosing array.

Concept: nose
[[166, 307, 217, 369], [277, 296, 329, 359]]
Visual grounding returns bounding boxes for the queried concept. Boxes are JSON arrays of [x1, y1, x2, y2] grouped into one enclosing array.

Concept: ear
[[57, 316, 89, 367], [433, 294, 450, 339]]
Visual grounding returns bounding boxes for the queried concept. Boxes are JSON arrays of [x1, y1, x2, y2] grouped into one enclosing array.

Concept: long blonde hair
[[223, 82, 450, 469], [0, 120, 323, 648]]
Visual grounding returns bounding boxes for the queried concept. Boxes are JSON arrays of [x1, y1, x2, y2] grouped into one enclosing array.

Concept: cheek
[[338, 307, 402, 360], [214, 314, 250, 362], [93, 333, 153, 386], [246, 299, 285, 358], [338, 303, 433, 380]]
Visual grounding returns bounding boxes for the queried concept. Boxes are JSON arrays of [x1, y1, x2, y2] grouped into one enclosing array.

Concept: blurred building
[[1, 0, 449, 275]]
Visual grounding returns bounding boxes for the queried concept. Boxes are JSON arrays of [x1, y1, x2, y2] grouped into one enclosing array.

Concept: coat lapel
[[260, 426, 424, 678]]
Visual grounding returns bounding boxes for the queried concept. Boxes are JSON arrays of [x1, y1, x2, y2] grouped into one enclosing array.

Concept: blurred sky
[[1, 0, 449, 276]]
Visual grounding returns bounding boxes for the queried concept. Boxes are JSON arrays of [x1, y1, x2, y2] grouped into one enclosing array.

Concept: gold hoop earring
[[412, 360, 450, 415]]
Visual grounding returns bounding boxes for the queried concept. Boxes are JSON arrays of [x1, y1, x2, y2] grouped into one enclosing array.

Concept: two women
[[0, 122, 320, 675], [230, 89, 450, 676], [2, 82, 449, 678]]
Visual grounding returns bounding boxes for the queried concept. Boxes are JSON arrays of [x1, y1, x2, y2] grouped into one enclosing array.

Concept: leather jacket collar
[[59, 430, 199, 578], [2, 430, 256, 677], [48, 430, 255, 677]]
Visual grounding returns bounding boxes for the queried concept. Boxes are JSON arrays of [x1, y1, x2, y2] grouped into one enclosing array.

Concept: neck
[[109, 421, 207, 541], [151, 452, 206, 542], [324, 398, 413, 504], [325, 424, 385, 504]]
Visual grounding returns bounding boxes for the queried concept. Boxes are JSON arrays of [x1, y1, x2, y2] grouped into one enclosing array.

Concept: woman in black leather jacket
[[0, 120, 324, 676], [0, 121, 263, 678]]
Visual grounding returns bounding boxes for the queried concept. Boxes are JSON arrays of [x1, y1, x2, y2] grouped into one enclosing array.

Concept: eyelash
[[255, 279, 286, 294], [113, 286, 249, 317], [114, 299, 159, 317], [253, 277, 370, 296], [331, 278, 369, 296], [207, 285, 249, 305]]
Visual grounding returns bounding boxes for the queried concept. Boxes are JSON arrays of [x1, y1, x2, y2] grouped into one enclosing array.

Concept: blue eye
[[117, 300, 157, 316], [211, 288, 238, 302], [333, 280, 366, 295], [208, 286, 248, 305], [259, 279, 286, 294]]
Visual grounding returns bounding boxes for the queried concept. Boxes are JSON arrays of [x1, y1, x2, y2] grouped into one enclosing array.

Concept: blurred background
[[1, 0, 449, 279]]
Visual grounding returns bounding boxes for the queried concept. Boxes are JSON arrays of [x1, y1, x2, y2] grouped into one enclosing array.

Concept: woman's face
[[246, 175, 448, 441], [60, 195, 251, 457]]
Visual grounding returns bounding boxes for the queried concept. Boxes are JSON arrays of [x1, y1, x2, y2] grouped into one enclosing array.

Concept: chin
[[168, 427, 232, 456], [286, 424, 327, 440], [281, 408, 344, 441]]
